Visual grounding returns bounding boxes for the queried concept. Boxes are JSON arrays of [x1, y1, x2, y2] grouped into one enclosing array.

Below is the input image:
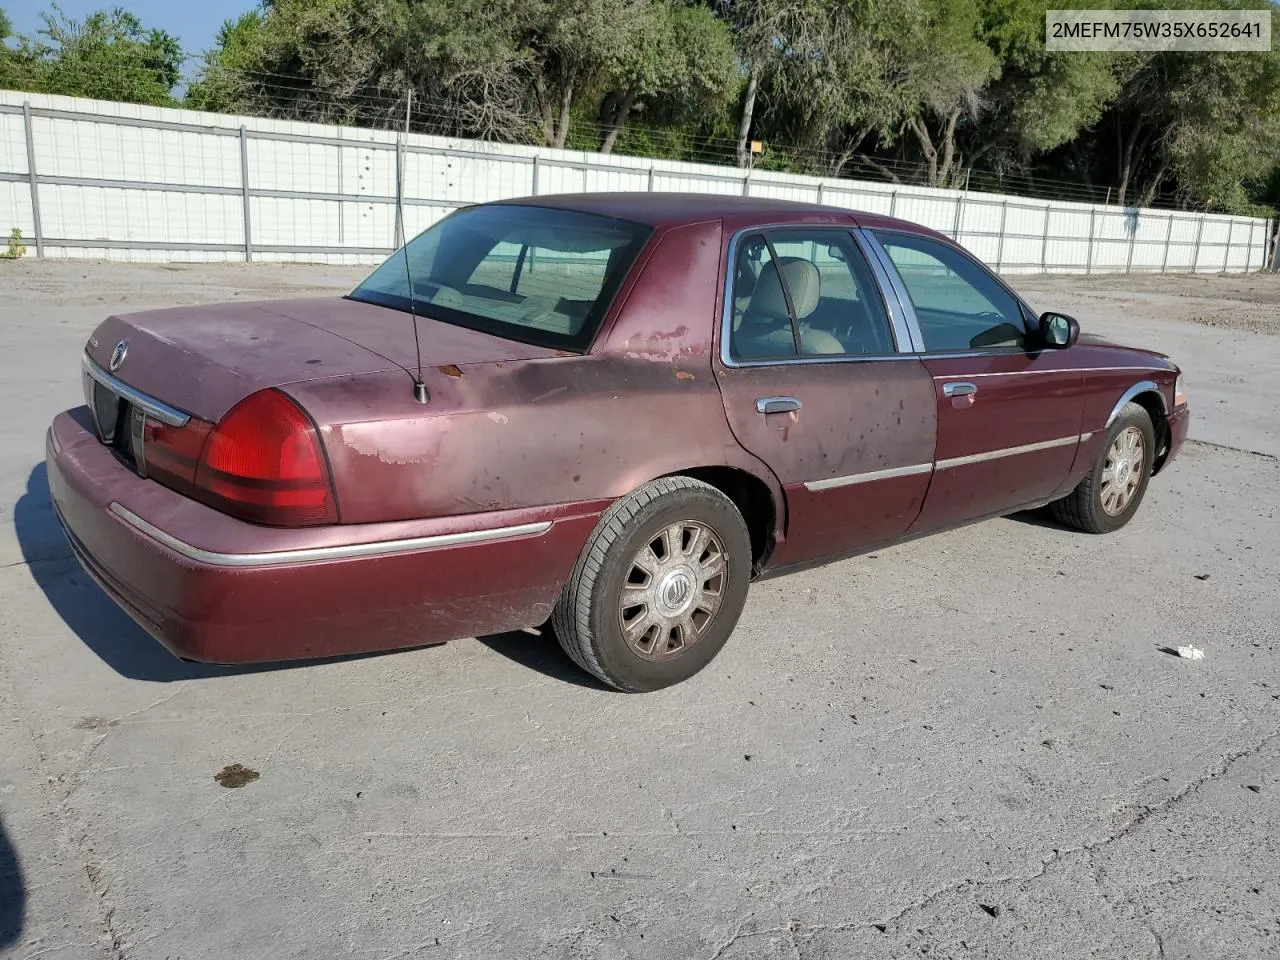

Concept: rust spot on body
[[675, 371, 695, 381], [439, 364, 463, 378]]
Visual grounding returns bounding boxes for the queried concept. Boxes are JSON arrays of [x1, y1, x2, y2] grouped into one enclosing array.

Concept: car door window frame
[[864, 228, 1043, 359], [719, 224, 917, 368]]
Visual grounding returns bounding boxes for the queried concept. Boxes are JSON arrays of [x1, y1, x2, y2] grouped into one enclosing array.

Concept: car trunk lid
[[85, 297, 563, 422]]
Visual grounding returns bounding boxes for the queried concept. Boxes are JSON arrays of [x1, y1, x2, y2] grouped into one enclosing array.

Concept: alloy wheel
[[617, 520, 728, 661], [1101, 425, 1145, 516]]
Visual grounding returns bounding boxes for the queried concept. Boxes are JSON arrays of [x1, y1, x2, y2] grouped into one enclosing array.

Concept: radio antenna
[[396, 127, 429, 405]]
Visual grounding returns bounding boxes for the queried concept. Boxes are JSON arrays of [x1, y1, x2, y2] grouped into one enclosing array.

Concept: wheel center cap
[[1115, 459, 1132, 485], [656, 568, 696, 617]]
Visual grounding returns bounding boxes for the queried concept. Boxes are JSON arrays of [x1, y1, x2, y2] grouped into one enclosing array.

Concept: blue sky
[[8, 0, 255, 58]]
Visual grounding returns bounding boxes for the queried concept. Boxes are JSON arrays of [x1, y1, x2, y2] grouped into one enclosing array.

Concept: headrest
[[749, 257, 820, 320]]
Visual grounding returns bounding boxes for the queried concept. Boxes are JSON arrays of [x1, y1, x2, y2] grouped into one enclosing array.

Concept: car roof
[[497, 192, 948, 240]]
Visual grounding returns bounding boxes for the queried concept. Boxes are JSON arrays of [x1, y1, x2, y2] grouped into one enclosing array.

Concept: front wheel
[[1051, 401, 1156, 534], [551, 477, 752, 692]]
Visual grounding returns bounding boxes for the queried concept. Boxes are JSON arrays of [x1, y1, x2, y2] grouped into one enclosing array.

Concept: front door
[[714, 227, 937, 567], [869, 230, 1085, 533]]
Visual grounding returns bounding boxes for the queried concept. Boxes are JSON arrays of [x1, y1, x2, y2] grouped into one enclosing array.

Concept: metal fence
[[1, 89, 1273, 273]]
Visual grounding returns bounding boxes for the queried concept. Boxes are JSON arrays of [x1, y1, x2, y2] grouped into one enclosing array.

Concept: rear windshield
[[348, 204, 652, 351]]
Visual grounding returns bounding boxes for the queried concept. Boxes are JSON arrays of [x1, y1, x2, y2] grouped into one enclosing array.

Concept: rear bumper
[[47, 408, 601, 663]]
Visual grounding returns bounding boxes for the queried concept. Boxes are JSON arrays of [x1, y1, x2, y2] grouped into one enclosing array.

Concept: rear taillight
[[143, 417, 213, 494], [144, 389, 338, 527]]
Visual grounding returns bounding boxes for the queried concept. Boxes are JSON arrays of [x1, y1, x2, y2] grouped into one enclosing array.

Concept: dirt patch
[[1012, 271, 1280, 336], [214, 764, 260, 788]]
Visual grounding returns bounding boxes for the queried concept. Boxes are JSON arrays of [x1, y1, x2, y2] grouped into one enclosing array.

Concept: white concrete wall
[[0, 89, 1271, 273]]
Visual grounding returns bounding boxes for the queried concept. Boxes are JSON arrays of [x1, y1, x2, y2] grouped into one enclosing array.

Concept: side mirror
[[1038, 311, 1079, 349]]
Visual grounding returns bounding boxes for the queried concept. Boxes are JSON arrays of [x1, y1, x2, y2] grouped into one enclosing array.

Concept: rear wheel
[[1051, 402, 1156, 534], [552, 477, 751, 692]]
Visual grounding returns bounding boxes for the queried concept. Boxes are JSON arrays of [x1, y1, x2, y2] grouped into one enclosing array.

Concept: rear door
[[867, 230, 1085, 532], [714, 226, 936, 568]]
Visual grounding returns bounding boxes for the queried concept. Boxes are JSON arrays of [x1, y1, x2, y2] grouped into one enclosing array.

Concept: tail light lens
[[143, 389, 338, 527], [143, 417, 212, 495]]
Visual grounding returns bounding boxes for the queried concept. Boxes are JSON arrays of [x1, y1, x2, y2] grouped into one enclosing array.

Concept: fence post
[[647, 167, 654, 192], [1245, 219, 1255, 272], [1191, 214, 1205, 272], [531, 155, 540, 195], [1223, 219, 1234, 273], [1125, 213, 1136, 274], [22, 102, 44, 258], [1085, 208, 1096, 274], [815, 181, 824, 205], [1040, 206, 1050, 272], [951, 194, 964, 241], [1269, 220, 1280, 271], [239, 127, 253, 262], [995, 199, 1008, 271], [889, 190, 897, 218], [1161, 214, 1174, 272], [742, 172, 751, 197]]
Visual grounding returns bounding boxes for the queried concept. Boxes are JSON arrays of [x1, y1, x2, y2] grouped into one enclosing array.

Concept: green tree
[[966, 0, 1119, 170], [14, 5, 184, 106], [189, 0, 539, 138], [773, 0, 925, 177], [0, 8, 23, 89], [896, 0, 998, 187], [526, 0, 626, 148], [1112, 44, 1280, 209], [714, 0, 833, 167], [184, 10, 265, 112], [596, 1, 737, 154]]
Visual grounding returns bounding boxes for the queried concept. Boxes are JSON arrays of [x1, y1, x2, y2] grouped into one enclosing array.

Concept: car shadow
[[0, 817, 24, 950], [16, 463, 600, 687], [1006, 506, 1069, 530], [474, 629, 609, 691]]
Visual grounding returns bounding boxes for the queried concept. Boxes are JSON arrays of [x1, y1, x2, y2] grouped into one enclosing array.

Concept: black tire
[[551, 476, 752, 692], [1051, 401, 1156, 534]]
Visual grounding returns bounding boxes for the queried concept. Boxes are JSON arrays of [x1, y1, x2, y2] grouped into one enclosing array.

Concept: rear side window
[[730, 229, 895, 361], [351, 204, 651, 351], [873, 231, 1027, 352]]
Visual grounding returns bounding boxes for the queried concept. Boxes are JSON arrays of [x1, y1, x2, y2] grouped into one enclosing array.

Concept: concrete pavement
[[0, 261, 1276, 960]]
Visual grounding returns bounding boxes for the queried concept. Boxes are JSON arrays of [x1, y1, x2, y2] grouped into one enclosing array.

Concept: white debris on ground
[[1176, 645, 1206, 660]]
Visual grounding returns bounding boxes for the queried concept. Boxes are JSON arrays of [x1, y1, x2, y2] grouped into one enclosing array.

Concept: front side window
[[730, 229, 896, 361], [874, 231, 1027, 352], [350, 204, 651, 351]]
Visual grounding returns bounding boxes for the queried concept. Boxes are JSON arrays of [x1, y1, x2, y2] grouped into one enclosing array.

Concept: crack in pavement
[[1186, 438, 1278, 461], [871, 726, 1280, 935], [65, 684, 193, 800], [0, 669, 126, 959], [704, 917, 791, 960]]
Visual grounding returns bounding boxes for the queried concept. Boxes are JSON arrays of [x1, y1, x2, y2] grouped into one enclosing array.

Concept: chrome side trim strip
[[936, 434, 1080, 470], [804, 462, 933, 492], [931, 366, 1157, 378], [1106, 380, 1166, 427], [1080, 431, 1094, 442], [108, 503, 553, 568], [83, 353, 191, 427]]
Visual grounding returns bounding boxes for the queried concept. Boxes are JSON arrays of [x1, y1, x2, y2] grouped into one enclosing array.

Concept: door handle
[[756, 396, 802, 415], [942, 381, 977, 398]]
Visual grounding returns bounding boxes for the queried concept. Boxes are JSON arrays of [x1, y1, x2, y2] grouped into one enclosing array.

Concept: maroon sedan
[[47, 194, 1189, 691]]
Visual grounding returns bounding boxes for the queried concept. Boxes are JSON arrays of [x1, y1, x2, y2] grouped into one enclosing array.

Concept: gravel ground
[[0, 261, 1276, 960]]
